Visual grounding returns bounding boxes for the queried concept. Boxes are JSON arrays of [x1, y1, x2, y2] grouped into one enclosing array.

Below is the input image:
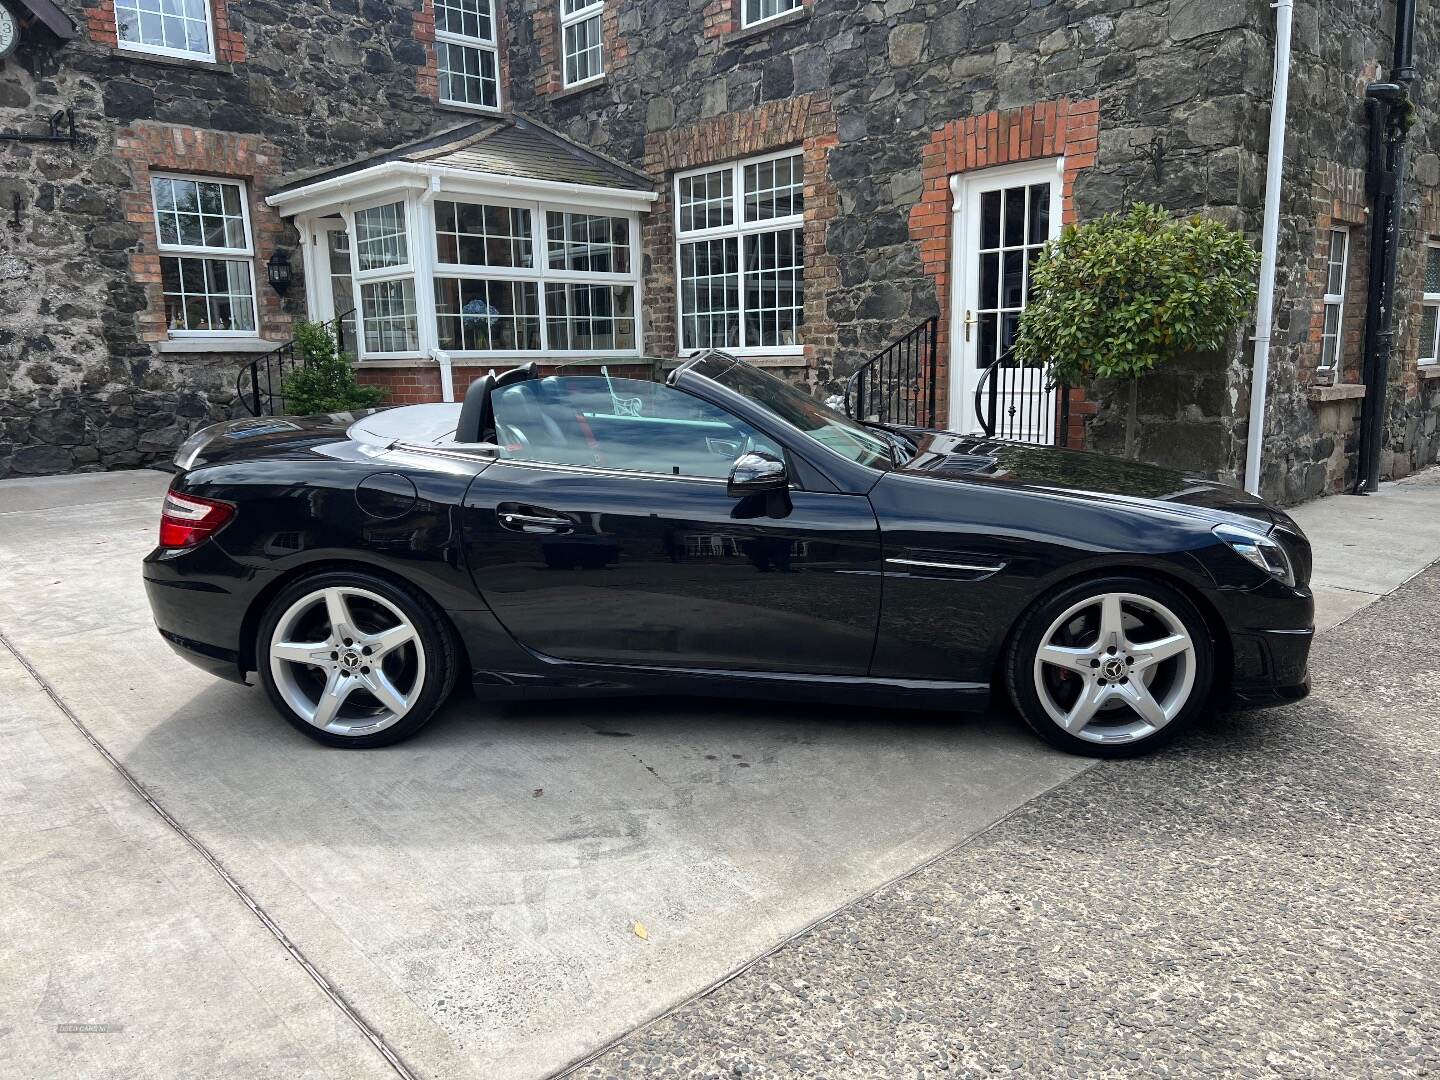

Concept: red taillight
[[159, 490, 235, 549]]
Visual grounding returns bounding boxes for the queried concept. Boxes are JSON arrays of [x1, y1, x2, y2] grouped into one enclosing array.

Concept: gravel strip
[[567, 568, 1440, 1080]]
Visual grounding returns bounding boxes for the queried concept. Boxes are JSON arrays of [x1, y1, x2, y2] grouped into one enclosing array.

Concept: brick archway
[[908, 99, 1098, 443]]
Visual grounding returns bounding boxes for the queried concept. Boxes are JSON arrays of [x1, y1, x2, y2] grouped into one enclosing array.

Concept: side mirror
[[727, 451, 788, 498]]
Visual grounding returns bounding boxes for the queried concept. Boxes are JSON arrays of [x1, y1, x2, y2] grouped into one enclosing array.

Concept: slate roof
[[270, 114, 654, 197]]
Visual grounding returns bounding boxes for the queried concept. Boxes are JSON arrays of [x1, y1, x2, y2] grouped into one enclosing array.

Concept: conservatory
[[266, 117, 657, 389]]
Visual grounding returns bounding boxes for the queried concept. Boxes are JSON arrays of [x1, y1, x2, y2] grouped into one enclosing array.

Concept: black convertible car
[[144, 352, 1313, 756]]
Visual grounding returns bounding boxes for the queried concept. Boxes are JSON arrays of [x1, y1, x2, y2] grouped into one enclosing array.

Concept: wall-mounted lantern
[[266, 249, 293, 296]]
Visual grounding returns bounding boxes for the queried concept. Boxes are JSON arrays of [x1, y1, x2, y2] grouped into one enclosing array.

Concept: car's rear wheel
[[1006, 574, 1214, 757], [257, 571, 457, 748]]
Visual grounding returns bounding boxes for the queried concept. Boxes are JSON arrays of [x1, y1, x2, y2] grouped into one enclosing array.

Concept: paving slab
[[564, 562, 1440, 1080], [0, 646, 396, 1080], [0, 471, 1088, 1080]]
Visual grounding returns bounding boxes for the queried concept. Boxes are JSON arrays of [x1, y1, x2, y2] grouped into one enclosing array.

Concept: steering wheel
[[494, 419, 531, 456]]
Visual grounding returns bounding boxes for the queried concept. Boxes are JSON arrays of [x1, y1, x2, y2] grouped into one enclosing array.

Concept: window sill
[[1307, 382, 1367, 403], [1418, 363, 1440, 380], [723, 6, 808, 46], [550, 76, 608, 102], [157, 337, 276, 354], [109, 47, 234, 73], [434, 100, 505, 119]]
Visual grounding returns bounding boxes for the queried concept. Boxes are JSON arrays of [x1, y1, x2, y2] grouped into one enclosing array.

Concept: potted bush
[[1015, 204, 1260, 460], [279, 320, 385, 415]]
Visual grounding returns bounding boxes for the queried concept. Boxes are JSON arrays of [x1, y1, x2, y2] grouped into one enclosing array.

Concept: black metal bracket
[[0, 109, 78, 145]]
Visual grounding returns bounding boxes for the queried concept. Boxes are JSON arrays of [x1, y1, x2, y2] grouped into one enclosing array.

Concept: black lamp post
[[266, 249, 293, 296]]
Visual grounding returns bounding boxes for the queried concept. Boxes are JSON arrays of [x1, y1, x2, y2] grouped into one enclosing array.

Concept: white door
[[948, 160, 1063, 440], [312, 220, 357, 354]]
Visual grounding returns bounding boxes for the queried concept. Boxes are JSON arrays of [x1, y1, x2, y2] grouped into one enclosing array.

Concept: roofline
[[266, 161, 658, 217]]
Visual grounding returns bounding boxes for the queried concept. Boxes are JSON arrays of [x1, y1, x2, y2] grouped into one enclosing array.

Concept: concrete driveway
[[0, 470, 1089, 1080]]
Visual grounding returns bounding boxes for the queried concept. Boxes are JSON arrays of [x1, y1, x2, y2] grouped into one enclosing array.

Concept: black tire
[[1004, 573, 1215, 758], [256, 570, 458, 748]]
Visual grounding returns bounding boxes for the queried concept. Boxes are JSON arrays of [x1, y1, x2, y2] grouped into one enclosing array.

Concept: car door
[[460, 373, 881, 675]]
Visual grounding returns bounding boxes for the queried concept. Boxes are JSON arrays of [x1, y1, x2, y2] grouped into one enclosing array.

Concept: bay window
[[675, 150, 805, 355], [151, 174, 257, 336], [436, 0, 500, 111], [352, 201, 420, 355], [560, 0, 604, 87], [432, 198, 638, 355]]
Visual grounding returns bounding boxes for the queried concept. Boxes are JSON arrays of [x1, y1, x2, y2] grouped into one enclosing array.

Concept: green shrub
[[1015, 203, 1260, 457], [279, 320, 385, 415]]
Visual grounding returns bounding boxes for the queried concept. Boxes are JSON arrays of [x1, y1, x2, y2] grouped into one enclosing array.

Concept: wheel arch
[[992, 561, 1234, 702], [239, 558, 471, 678]]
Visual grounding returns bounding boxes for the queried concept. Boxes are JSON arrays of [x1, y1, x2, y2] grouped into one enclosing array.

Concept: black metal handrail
[[236, 310, 355, 417], [973, 349, 1071, 447], [844, 317, 939, 428]]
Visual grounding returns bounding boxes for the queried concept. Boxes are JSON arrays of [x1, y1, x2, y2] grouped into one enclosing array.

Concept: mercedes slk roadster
[[144, 353, 1313, 756]]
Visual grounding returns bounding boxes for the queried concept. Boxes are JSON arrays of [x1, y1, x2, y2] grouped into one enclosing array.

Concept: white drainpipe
[[433, 350, 455, 402], [1244, 0, 1295, 494]]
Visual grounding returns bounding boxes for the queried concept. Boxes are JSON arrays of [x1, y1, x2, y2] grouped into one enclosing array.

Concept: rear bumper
[[143, 542, 271, 683]]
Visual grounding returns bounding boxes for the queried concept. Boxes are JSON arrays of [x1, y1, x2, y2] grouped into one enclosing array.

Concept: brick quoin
[[643, 94, 840, 372], [910, 98, 1099, 446], [702, 0, 815, 40], [85, 0, 245, 62], [115, 124, 289, 343]]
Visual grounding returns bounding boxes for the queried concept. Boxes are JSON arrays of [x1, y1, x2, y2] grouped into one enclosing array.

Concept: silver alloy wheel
[[269, 586, 426, 737], [1032, 591, 1196, 745]]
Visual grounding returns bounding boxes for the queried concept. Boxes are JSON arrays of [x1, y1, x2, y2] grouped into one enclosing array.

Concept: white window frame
[[435, 0, 502, 113], [150, 172, 259, 339], [740, 0, 802, 30], [346, 197, 426, 360], [429, 195, 643, 358], [560, 0, 605, 89], [673, 147, 805, 359], [1319, 226, 1349, 377], [1421, 241, 1440, 366], [114, 0, 217, 63]]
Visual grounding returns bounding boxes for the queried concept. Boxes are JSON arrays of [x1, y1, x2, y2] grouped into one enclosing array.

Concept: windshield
[[695, 354, 895, 469]]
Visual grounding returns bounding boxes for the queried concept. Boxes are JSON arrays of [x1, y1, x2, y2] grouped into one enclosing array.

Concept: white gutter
[[1244, 0, 1295, 495], [265, 160, 657, 217]]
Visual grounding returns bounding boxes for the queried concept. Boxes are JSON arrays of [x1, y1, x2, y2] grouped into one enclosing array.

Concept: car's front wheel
[[257, 571, 457, 748], [1006, 574, 1214, 757]]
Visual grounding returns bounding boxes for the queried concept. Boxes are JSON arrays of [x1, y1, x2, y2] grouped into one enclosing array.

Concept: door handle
[[963, 309, 977, 343], [498, 507, 574, 534]]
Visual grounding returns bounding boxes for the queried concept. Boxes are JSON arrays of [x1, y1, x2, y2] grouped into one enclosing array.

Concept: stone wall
[[0, 0, 477, 477], [3, 0, 1439, 498], [1246, 0, 1440, 500]]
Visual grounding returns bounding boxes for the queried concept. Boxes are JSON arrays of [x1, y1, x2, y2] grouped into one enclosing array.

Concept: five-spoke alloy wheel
[[1007, 575, 1214, 757], [258, 572, 456, 747]]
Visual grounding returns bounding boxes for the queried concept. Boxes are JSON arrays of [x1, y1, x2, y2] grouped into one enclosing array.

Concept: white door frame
[[946, 157, 1065, 435]]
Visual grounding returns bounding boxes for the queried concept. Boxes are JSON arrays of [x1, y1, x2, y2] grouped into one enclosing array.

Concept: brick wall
[[115, 124, 292, 345], [909, 99, 1099, 442], [641, 94, 839, 377]]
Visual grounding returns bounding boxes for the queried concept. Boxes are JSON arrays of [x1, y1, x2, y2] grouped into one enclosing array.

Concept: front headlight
[[1213, 522, 1296, 587]]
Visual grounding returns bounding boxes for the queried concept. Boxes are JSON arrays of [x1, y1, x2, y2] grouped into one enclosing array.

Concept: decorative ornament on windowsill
[[267, 249, 293, 296], [0, 2, 20, 59]]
